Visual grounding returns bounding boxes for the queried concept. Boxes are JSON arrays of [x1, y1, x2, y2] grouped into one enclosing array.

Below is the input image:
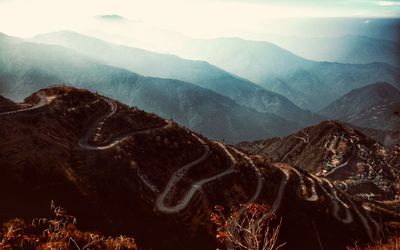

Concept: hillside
[[0, 33, 300, 143], [320, 82, 400, 131], [175, 37, 400, 110], [237, 121, 400, 201], [31, 31, 322, 125], [1, 87, 399, 249], [0, 96, 18, 112]]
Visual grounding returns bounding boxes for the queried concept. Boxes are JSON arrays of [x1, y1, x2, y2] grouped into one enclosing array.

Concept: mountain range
[[173, 37, 400, 110], [31, 31, 321, 125], [0, 32, 301, 143], [264, 34, 400, 66]]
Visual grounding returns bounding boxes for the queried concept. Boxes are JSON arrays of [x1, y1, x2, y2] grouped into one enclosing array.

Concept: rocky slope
[[0, 33, 300, 143], [1, 87, 399, 250], [238, 121, 400, 202], [320, 82, 400, 131]]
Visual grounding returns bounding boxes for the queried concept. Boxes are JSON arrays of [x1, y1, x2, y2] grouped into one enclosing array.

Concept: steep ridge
[[238, 121, 400, 203], [320, 82, 400, 131], [0, 33, 300, 143], [1, 86, 399, 249], [31, 31, 321, 125], [174, 37, 400, 110], [0, 96, 19, 113]]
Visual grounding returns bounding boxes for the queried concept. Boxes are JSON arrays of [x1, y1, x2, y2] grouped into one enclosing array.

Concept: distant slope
[[320, 82, 400, 131], [31, 31, 322, 125], [266, 35, 400, 66], [0, 33, 299, 143], [237, 121, 399, 200], [353, 126, 400, 149], [175, 37, 400, 110]]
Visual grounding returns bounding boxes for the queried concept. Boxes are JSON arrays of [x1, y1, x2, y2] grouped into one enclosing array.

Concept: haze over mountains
[[172, 37, 400, 110], [320, 82, 400, 132], [259, 34, 400, 66], [32, 31, 321, 125], [0, 32, 301, 143], [2, 26, 399, 143]]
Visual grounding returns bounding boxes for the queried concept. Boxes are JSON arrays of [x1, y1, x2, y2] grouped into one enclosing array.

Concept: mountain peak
[[95, 14, 127, 22], [320, 82, 400, 131], [348, 81, 400, 97]]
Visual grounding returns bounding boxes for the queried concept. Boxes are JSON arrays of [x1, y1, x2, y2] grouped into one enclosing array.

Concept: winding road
[[76, 96, 265, 214], [2, 92, 381, 240], [155, 140, 224, 214], [270, 164, 291, 214], [228, 146, 264, 207], [78, 97, 172, 150], [268, 163, 379, 241], [0, 92, 50, 116], [291, 167, 319, 202], [324, 161, 349, 177]]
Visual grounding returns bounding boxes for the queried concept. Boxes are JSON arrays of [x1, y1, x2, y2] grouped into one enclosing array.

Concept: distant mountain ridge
[[31, 31, 322, 125], [0, 32, 299, 143], [173, 37, 400, 110], [320, 82, 400, 131], [265, 34, 400, 66]]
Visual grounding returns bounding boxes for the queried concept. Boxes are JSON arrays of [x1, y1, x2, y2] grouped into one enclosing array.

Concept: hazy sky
[[0, 0, 399, 38]]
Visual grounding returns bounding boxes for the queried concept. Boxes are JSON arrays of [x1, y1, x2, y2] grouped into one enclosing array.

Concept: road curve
[[78, 97, 171, 150], [155, 140, 227, 214], [324, 161, 349, 177], [228, 146, 263, 207], [291, 167, 319, 202], [310, 173, 381, 240], [270, 164, 291, 214], [0, 92, 49, 116], [78, 97, 118, 150]]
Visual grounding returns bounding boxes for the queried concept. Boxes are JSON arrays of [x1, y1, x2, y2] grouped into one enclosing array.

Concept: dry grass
[[348, 235, 400, 250], [0, 201, 137, 250]]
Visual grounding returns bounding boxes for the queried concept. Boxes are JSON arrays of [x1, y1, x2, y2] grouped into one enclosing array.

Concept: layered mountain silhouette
[[175, 37, 400, 110], [320, 82, 400, 132], [266, 35, 400, 66], [0, 32, 301, 143], [237, 121, 400, 201], [1, 86, 399, 250], [31, 31, 321, 125]]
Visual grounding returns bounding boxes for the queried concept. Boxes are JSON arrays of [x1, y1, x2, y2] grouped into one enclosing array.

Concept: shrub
[[0, 201, 137, 250], [211, 203, 284, 250]]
